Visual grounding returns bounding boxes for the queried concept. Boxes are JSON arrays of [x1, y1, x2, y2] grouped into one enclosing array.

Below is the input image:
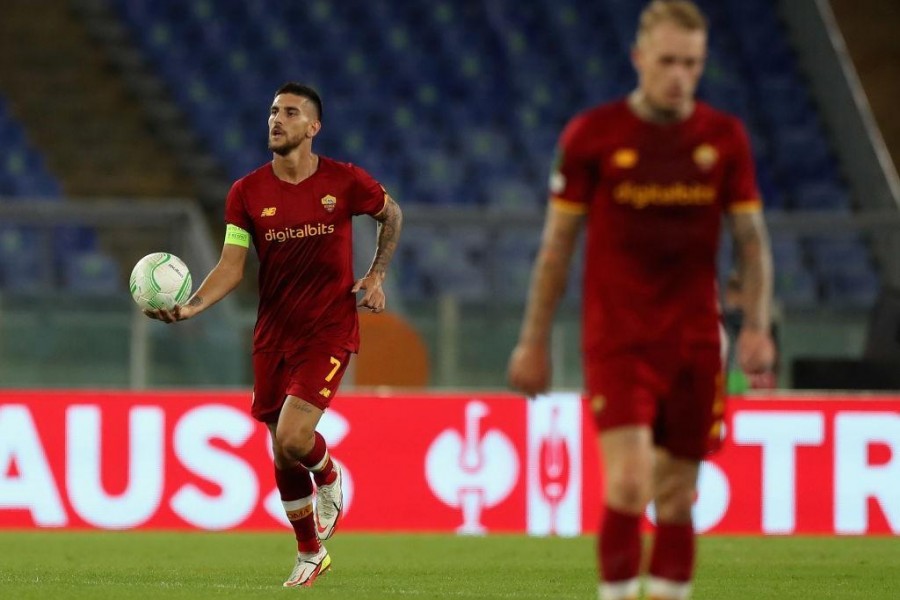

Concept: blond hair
[[636, 0, 708, 42]]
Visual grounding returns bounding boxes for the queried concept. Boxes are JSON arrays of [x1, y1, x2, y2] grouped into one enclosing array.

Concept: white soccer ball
[[129, 252, 192, 311]]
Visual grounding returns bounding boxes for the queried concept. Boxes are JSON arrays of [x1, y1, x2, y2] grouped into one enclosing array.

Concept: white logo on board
[[425, 400, 518, 534]]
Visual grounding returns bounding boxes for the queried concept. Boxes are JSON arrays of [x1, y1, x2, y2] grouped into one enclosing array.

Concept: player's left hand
[[143, 303, 198, 323], [352, 272, 385, 313], [736, 326, 775, 376]]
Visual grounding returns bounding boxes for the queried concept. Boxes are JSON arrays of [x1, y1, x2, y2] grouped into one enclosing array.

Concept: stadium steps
[[70, 0, 230, 207], [0, 0, 193, 198]]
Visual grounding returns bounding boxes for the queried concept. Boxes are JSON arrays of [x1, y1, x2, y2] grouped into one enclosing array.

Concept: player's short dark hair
[[274, 82, 323, 121]]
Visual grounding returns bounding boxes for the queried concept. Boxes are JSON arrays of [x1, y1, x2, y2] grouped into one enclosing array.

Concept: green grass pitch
[[0, 532, 897, 599]]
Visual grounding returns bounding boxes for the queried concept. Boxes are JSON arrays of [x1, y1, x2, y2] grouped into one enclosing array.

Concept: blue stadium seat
[[771, 233, 805, 273], [11, 172, 62, 198], [484, 179, 543, 214], [0, 226, 53, 293], [0, 120, 28, 149], [791, 182, 852, 212], [495, 232, 540, 300], [805, 235, 871, 273], [61, 252, 121, 295], [395, 226, 435, 300], [770, 123, 835, 182], [108, 0, 874, 306], [54, 225, 98, 266], [756, 76, 814, 128], [821, 266, 880, 310], [775, 266, 819, 310]]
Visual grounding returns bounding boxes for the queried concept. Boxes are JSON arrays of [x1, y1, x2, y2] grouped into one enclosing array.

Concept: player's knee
[[654, 483, 695, 523], [272, 445, 292, 471], [275, 424, 316, 460], [607, 472, 651, 512]]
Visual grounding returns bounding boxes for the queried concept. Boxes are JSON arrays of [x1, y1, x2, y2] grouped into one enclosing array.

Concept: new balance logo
[[319, 388, 332, 398], [261, 207, 277, 217]]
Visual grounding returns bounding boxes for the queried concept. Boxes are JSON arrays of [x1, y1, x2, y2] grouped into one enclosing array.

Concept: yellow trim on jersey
[[729, 199, 763, 214], [225, 223, 250, 247], [377, 192, 389, 215], [550, 196, 589, 215]]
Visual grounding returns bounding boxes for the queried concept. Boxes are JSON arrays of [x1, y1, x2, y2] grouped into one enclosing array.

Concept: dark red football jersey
[[549, 100, 761, 355], [225, 157, 387, 353]]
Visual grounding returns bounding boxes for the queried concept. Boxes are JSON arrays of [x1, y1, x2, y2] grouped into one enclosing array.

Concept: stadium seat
[[771, 233, 805, 273], [54, 225, 98, 266], [791, 182, 852, 212], [821, 266, 880, 310], [0, 226, 53, 293], [61, 251, 121, 295], [805, 234, 872, 272], [106, 0, 875, 307], [775, 266, 819, 310]]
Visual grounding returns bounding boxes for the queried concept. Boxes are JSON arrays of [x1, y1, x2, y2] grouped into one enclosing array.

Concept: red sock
[[599, 506, 642, 583], [300, 431, 336, 487], [275, 463, 319, 553], [648, 520, 695, 583]]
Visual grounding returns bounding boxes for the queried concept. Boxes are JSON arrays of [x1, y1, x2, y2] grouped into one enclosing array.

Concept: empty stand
[[0, 0, 882, 310]]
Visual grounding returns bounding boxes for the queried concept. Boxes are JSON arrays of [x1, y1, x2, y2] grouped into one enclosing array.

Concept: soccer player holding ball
[[145, 83, 402, 587], [508, 2, 774, 599]]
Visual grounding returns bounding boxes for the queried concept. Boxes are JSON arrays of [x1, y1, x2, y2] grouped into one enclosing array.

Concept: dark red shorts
[[251, 345, 352, 423], [583, 344, 725, 460]]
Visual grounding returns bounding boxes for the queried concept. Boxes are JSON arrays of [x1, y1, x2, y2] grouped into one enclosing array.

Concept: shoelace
[[318, 492, 337, 519], [289, 561, 313, 582]]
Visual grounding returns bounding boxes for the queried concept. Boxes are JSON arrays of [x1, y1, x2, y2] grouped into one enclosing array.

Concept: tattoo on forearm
[[370, 198, 402, 276], [519, 218, 581, 345], [732, 213, 772, 330], [188, 296, 203, 307]]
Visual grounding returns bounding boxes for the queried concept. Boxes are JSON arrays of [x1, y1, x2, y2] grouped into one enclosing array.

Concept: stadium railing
[[400, 206, 900, 390], [2, 201, 899, 391], [0, 199, 245, 389]]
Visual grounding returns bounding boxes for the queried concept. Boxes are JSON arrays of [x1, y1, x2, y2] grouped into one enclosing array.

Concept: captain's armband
[[224, 224, 250, 248]]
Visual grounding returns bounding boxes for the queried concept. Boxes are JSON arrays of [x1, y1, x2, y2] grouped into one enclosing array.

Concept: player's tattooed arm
[[353, 196, 402, 313], [187, 296, 203, 307], [729, 211, 773, 331], [508, 205, 585, 396], [368, 195, 403, 277], [517, 205, 585, 346]]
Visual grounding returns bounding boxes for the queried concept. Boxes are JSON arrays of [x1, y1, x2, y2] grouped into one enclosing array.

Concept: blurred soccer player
[[146, 82, 402, 587], [507, 2, 774, 599]]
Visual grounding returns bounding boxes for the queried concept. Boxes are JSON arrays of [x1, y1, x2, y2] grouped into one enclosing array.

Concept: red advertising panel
[[0, 390, 897, 535], [705, 397, 900, 535]]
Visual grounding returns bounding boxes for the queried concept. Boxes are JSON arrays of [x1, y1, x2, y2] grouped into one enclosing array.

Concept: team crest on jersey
[[612, 148, 638, 169], [693, 144, 718, 171], [321, 194, 337, 213], [261, 207, 277, 217]]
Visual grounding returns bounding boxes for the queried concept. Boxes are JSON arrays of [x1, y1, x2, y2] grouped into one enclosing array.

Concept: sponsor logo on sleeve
[[549, 171, 566, 194]]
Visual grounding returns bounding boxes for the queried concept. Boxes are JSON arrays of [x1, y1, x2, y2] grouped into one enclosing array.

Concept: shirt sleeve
[[723, 119, 763, 214], [548, 113, 595, 215], [349, 164, 389, 216], [224, 180, 254, 232]]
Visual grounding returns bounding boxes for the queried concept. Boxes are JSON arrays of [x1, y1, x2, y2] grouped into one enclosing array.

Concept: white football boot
[[315, 463, 344, 540], [283, 546, 331, 588]]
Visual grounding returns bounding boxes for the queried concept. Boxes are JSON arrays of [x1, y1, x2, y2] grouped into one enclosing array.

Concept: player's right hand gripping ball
[[129, 252, 192, 311]]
